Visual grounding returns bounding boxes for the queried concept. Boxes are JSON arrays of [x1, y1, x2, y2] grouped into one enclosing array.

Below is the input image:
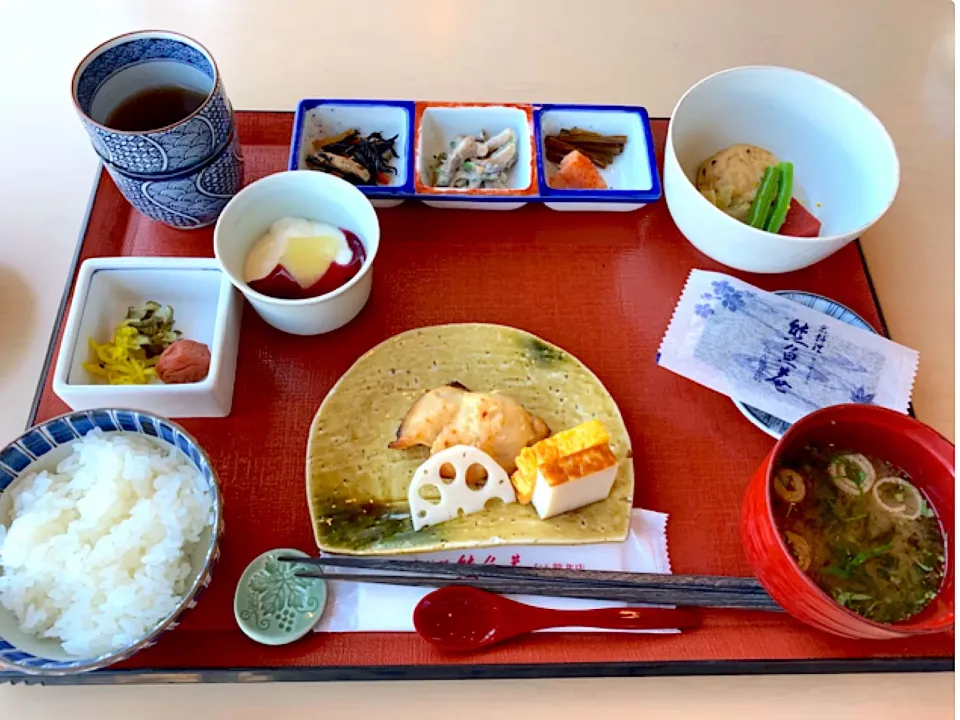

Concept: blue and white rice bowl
[[0, 409, 222, 675]]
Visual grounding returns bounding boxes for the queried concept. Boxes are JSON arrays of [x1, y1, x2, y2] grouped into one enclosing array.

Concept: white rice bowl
[[0, 429, 214, 658]]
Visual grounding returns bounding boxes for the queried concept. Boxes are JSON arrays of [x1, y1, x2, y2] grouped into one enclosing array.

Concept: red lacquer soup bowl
[[741, 404, 954, 639]]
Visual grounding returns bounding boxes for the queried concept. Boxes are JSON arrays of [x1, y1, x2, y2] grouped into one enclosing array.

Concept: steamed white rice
[[0, 429, 214, 657]]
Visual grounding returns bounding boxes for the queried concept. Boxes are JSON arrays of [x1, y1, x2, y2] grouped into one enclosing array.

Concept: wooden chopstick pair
[[279, 555, 781, 612]]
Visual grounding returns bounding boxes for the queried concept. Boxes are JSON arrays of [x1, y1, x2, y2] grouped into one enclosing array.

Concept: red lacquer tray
[[13, 112, 953, 684]]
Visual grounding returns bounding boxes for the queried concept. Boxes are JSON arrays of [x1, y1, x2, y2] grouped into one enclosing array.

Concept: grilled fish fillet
[[388, 383, 550, 474]]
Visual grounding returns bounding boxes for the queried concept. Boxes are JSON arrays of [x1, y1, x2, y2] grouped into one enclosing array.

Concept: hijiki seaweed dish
[[306, 128, 399, 185]]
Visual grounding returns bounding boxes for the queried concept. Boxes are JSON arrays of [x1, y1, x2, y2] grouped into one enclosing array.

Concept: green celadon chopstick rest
[[234, 548, 328, 646]]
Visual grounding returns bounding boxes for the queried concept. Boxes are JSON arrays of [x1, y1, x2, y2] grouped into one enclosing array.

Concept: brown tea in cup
[[104, 86, 208, 132]]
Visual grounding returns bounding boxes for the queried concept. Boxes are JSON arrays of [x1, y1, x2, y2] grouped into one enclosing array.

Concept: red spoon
[[413, 586, 700, 652]]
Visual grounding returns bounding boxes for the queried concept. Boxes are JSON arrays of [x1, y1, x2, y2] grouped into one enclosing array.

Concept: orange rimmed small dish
[[413, 102, 537, 209]]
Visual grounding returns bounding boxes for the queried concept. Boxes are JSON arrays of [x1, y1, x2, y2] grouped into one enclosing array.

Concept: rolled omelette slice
[[305, 323, 634, 555]]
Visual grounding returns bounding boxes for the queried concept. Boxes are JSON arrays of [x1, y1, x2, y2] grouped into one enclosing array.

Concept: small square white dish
[[53, 257, 242, 418], [534, 104, 661, 212], [288, 99, 415, 208], [414, 102, 536, 210]]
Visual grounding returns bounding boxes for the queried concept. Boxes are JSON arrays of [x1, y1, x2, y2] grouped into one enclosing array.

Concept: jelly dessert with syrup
[[244, 217, 366, 300]]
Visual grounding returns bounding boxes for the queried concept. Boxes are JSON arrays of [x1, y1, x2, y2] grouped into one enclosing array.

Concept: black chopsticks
[[279, 555, 781, 612]]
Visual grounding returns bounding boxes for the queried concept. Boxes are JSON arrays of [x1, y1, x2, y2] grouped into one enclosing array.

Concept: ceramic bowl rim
[[0, 408, 224, 675], [71, 29, 222, 136], [761, 403, 954, 635], [213, 170, 381, 308], [667, 64, 901, 244]]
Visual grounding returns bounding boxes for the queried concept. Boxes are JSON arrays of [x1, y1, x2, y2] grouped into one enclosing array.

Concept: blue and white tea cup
[[71, 30, 244, 229]]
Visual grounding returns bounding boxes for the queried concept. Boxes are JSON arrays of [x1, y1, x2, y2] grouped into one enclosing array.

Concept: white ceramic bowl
[[664, 66, 900, 273], [214, 170, 381, 335], [53, 257, 241, 418]]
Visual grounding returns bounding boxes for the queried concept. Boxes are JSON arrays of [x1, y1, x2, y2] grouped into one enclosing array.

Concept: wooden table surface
[[0, 0, 953, 716]]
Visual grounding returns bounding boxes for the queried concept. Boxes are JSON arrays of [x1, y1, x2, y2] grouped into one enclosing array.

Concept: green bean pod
[[747, 164, 781, 229], [764, 162, 795, 233]]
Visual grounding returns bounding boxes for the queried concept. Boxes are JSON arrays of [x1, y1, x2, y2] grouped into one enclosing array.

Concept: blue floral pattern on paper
[[687, 276, 889, 421], [712, 281, 747, 311], [698, 281, 750, 314]]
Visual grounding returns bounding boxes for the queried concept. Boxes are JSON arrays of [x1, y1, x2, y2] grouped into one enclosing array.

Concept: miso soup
[[772, 446, 946, 624]]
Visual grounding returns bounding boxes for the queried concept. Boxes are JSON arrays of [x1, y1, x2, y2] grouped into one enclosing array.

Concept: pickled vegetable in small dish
[[84, 301, 180, 385], [696, 144, 822, 237], [118, 300, 181, 354], [156, 339, 212, 384], [84, 302, 212, 386], [544, 128, 627, 169], [430, 128, 518, 189], [305, 128, 399, 186], [536, 107, 659, 206], [545, 127, 627, 189], [243, 217, 366, 301], [85, 327, 158, 385]]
